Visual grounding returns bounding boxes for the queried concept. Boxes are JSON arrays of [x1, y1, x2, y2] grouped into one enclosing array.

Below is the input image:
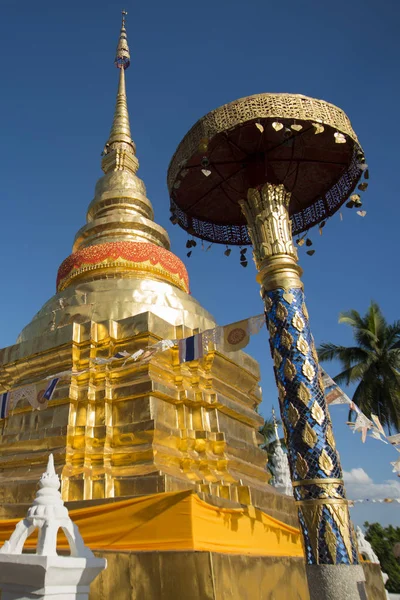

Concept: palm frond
[[318, 343, 369, 365], [322, 301, 400, 433]]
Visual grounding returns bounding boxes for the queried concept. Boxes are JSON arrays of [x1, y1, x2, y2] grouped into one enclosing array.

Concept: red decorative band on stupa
[[56, 241, 190, 293]]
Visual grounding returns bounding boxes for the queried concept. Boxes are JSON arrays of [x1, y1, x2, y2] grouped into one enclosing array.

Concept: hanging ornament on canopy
[[334, 132, 346, 144], [272, 121, 284, 132]]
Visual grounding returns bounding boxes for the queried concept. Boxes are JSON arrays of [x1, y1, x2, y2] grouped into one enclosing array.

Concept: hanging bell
[[306, 250, 315, 256], [346, 200, 355, 209], [306, 238, 312, 247], [358, 182, 368, 192], [240, 261, 248, 268], [224, 247, 231, 257], [240, 247, 247, 255], [187, 251, 192, 258]]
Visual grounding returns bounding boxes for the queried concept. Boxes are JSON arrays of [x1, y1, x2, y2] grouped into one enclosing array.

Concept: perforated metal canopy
[[167, 93, 365, 245]]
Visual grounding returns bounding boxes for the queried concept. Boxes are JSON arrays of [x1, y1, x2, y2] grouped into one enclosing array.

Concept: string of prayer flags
[[93, 340, 175, 366], [352, 497, 400, 504], [322, 368, 388, 444], [322, 367, 399, 475], [0, 313, 265, 417]]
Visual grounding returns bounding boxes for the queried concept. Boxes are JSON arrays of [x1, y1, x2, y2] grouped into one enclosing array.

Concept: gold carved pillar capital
[[240, 183, 303, 292]]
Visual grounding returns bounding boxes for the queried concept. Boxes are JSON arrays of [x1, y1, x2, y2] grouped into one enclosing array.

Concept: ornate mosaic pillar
[[240, 183, 366, 599]]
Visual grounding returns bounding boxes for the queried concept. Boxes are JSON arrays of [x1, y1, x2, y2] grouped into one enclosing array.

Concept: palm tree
[[318, 301, 400, 434]]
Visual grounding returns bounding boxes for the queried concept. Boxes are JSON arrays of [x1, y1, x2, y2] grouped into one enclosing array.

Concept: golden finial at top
[[115, 10, 130, 69]]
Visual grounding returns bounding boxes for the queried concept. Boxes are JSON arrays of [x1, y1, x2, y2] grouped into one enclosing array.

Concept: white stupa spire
[[271, 408, 293, 497]]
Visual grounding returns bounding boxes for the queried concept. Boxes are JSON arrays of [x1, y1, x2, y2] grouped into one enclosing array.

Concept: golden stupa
[[0, 15, 275, 516], [0, 15, 386, 600]]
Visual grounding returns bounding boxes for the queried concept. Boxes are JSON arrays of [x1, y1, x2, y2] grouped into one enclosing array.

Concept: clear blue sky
[[0, 0, 399, 527]]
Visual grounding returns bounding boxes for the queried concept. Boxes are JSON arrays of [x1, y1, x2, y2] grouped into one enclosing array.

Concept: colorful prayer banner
[[0, 393, 9, 419], [178, 334, 204, 363], [222, 319, 251, 352], [322, 369, 353, 406], [387, 433, 400, 447]]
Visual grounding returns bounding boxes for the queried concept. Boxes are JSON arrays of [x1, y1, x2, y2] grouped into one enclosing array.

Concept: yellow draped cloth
[[0, 491, 303, 557]]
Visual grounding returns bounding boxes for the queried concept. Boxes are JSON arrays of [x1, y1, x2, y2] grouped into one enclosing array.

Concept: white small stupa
[[356, 526, 379, 564], [270, 408, 293, 497], [0, 454, 106, 600], [356, 526, 390, 599]]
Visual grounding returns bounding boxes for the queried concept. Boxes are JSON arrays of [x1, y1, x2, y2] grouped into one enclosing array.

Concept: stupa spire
[[104, 11, 133, 152], [55, 12, 188, 293], [272, 407, 280, 445], [101, 11, 138, 174]]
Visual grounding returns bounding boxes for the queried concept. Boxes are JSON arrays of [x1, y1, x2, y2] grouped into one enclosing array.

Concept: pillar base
[[0, 554, 106, 600], [306, 565, 368, 600]]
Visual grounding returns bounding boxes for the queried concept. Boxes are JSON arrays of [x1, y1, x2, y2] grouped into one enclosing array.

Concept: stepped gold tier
[[1, 306, 282, 515]]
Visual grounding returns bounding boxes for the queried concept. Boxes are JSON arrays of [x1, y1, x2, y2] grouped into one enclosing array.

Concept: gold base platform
[[92, 551, 310, 600], [89, 551, 386, 600]]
